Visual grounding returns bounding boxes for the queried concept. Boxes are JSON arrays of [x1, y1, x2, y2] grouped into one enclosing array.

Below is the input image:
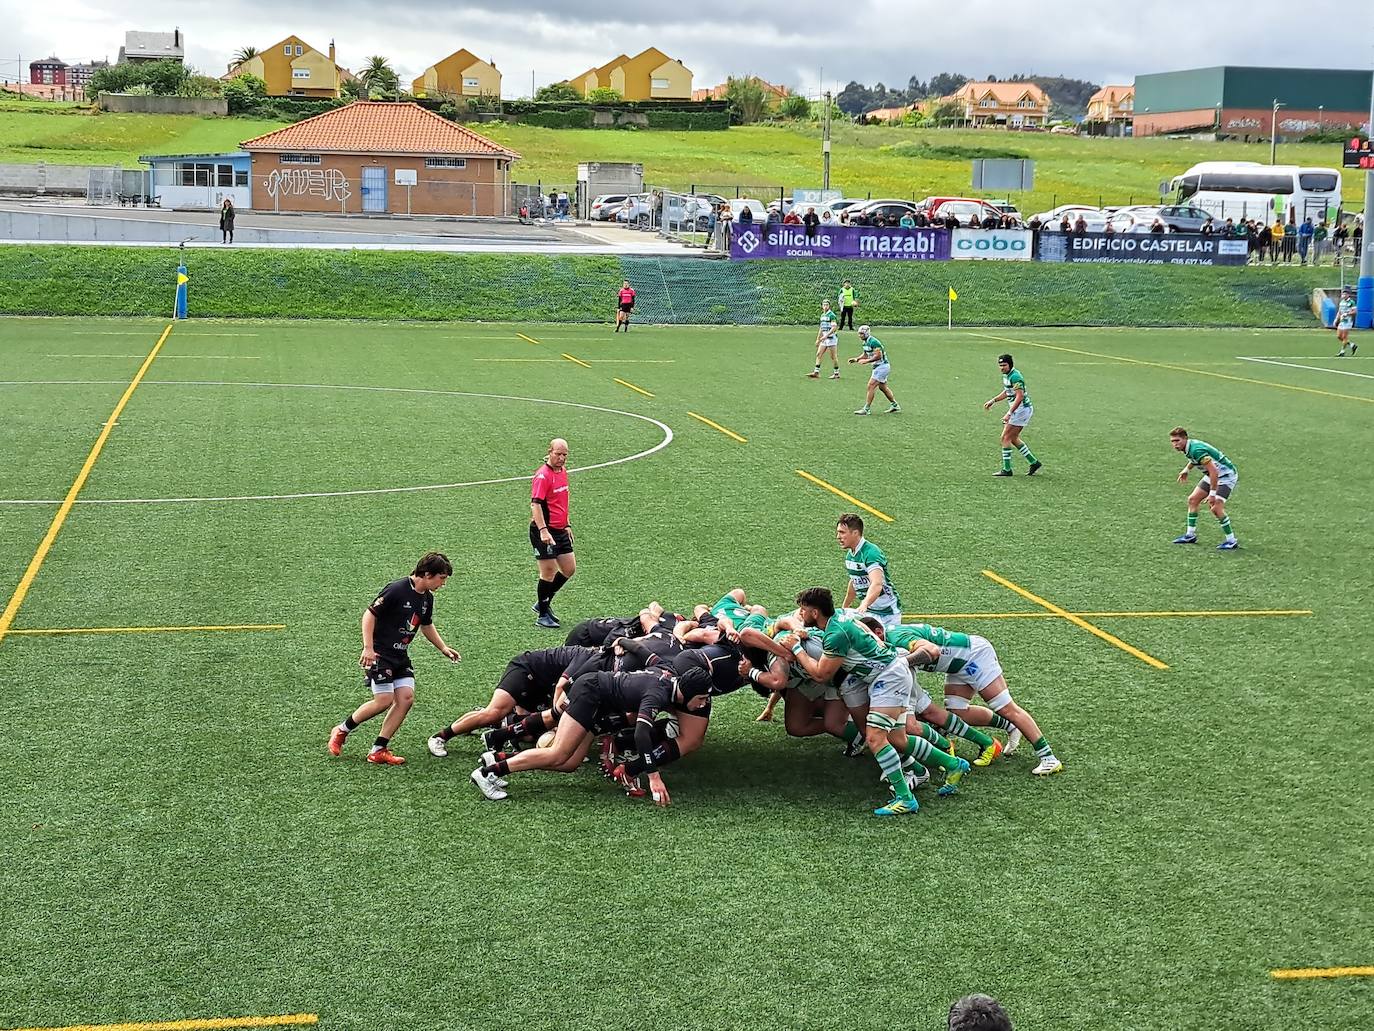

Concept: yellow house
[[569, 47, 692, 101], [1086, 85, 1134, 124], [945, 81, 1051, 128], [224, 35, 344, 98], [411, 49, 500, 99]]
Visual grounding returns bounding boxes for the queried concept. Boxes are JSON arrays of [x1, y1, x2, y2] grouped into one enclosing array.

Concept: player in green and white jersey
[[872, 619, 1063, 778], [808, 298, 842, 379], [983, 353, 1042, 476], [836, 513, 902, 628], [1334, 288, 1358, 356], [741, 629, 851, 739], [1170, 427, 1239, 551], [784, 586, 967, 817], [849, 325, 900, 415]]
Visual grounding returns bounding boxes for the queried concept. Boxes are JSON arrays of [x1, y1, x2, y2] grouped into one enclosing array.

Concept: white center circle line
[[0, 380, 673, 505]]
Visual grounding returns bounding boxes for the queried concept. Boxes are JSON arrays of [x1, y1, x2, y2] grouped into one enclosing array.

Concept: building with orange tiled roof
[[1086, 85, 1134, 124], [241, 101, 520, 216], [691, 77, 788, 103], [943, 81, 1051, 128]]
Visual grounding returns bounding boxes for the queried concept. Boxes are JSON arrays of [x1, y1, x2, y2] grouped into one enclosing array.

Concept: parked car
[[1029, 204, 1102, 226], [1050, 124, 1078, 135], [987, 199, 1024, 220], [844, 199, 919, 224], [1146, 204, 1215, 232], [919, 197, 1017, 226], [589, 194, 629, 221], [615, 194, 654, 224], [1106, 206, 1171, 233], [727, 198, 768, 223]]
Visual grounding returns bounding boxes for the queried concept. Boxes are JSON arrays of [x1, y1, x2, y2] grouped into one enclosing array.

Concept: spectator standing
[[820, 209, 835, 226], [558, 191, 570, 218], [1059, 214, 1072, 233], [803, 206, 821, 239], [1313, 219, 1328, 265], [1298, 217, 1314, 264], [982, 212, 999, 229], [1269, 216, 1284, 264], [1149, 218, 1165, 234], [738, 205, 755, 227], [946, 212, 961, 230], [1073, 215, 1088, 235], [1282, 216, 1297, 262], [1256, 221, 1272, 264], [1332, 221, 1348, 265], [1354, 218, 1364, 260], [219, 198, 235, 245], [1104, 220, 1116, 236], [899, 211, 916, 228], [1201, 218, 1215, 237], [782, 208, 801, 225]]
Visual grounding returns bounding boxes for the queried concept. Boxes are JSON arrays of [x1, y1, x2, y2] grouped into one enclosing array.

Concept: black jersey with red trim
[[368, 577, 433, 656]]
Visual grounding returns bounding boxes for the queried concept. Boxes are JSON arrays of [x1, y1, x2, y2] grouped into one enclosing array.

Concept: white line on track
[[1236, 356, 1374, 380], [0, 380, 674, 505]]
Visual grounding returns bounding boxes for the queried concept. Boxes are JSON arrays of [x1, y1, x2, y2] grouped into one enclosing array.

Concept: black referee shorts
[[530, 523, 574, 560]]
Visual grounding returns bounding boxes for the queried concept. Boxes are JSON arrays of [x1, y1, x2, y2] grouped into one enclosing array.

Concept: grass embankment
[[0, 108, 1362, 214], [0, 245, 1339, 328]]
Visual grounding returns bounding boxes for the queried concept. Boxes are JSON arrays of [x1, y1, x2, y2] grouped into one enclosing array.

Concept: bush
[[534, 81, 581, 103], [643, 109, 728, 130], [882, 141, 1030, 160], [515, 108, 595, 129], [586, 86, 623, 104], [223, 74, 267, 114], [779, 93, 812, 120]]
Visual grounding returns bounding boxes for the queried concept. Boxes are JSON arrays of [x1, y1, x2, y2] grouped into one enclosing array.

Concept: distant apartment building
[[569, 48, 692, 101], [119, 29, 185, 64], [411, 49, 501, 99], [944, 81, 1051, 127], [1086, 85, 1134, 124], [29, 57, 68, 85], [223, 36, 347, 99], [69, 60, 111, 90]]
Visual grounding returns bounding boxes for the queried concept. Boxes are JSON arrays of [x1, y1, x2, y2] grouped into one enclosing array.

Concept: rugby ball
[[536, 730, 556, 749]]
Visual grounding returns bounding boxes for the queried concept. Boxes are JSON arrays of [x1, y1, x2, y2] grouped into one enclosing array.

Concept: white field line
[[1237, 357, 1374, 380]]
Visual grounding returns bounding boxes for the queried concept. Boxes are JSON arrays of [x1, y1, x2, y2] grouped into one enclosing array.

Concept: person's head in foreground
[[948, 994, 1012, 1031]]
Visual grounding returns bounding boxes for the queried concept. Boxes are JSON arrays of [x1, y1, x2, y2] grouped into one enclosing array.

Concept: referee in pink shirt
[[530, 438, 575, 629]]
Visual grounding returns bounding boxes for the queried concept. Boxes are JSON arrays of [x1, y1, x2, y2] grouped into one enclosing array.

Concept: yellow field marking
[[795, 470, 893, 523], [613, 378, 655, 397], [687, 411, 748, 443], [970, 332, 1373, 405], [46, 355, 259, 360], [981, 569, 1170, 670], [10, 624, 285, 637], [5, 1012, 318, 1031], [903, 609, 1311, 621], [0, 324, 171, 648], [1270, 966, 1374, 980], [516, 332, 541, 345], [560, 352, 593, 369]]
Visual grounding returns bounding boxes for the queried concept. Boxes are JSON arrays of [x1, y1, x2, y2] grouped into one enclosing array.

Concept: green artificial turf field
[[1, 317, 1372, 1031]]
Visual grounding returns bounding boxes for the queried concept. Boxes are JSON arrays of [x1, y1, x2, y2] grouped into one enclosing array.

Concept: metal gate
[[361, 167, 387, 213]]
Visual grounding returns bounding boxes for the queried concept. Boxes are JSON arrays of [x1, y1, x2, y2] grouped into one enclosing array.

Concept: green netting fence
[[0, 244, 1340, 328]]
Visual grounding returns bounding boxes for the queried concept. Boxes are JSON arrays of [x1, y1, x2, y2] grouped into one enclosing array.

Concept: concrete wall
[[99, 94, 229, 115], [0, 163, 146, 197]]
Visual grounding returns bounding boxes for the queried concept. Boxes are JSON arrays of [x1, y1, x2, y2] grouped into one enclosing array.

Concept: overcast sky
[[2, 0, 1370, 96]]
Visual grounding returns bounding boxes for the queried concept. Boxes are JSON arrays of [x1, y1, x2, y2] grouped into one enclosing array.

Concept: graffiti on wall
[[263, 168, 352, 202]]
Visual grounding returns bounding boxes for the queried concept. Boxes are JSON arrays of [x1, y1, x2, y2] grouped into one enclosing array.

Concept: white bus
[[1169, 162, 1342, 225]]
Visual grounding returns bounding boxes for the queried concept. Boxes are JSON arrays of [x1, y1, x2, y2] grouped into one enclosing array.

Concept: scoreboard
[[1343, 137, 1373, 169]]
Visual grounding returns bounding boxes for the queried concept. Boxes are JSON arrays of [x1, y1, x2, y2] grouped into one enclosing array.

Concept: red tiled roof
[[241, 101, 520, 158]]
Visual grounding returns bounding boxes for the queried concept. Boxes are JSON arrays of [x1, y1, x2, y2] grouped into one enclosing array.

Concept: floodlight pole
[[1358, 68, 1374, 329], [822, 91, 832, 190], [1269, 99, 1284, 165]]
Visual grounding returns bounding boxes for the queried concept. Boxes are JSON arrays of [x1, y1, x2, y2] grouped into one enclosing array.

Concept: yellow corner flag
[[948, 287, 958, 301], [177, 272, 189, 285]]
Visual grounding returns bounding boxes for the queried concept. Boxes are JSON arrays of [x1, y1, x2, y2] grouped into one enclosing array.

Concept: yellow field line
[[1270, 966, 1374, 980], [902, 609, 1312, 621], [5, 1012, 318, 1031], [0, 324, 171, 648], [10, 624, 286, 637], [613, 378, 655, 397], [970, 332, 1372, 405], [687, 411, 748, 443], [795, 470, 893, 523], [516, 332, 541, 345], [560, 352, 592, 369], [981, 569, 1170, 670]]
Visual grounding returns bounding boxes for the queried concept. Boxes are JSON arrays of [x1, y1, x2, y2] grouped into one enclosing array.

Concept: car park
[[589, 194, 629, 221]]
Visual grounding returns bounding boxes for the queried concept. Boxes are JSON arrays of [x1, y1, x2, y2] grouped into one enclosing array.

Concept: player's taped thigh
[[982, 688, 1013, 712], [943, 691, 971, 711], [866, 711, 899, 732]]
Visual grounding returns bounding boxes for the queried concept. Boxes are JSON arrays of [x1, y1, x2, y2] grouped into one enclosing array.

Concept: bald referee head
[[532, 437, 575, 628]]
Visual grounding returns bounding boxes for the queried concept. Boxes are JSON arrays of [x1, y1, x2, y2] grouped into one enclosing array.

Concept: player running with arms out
[[329, 552, 460, 766], [984, 353, 1042, 477], [849, 325, 900, 415], [531, 438, 575, 628], [785, 587, 968, 817], [1170, 427, 1239, 550], [808, 298, 842, 379], [614, 280, 636, 333], [1334, 287, 1357, 356], [836, 512, 903, 628], [871, 619, 1063, 778]]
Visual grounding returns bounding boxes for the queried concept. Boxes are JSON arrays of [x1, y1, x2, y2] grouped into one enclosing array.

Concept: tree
[[836, 80, 873, 116], [585, 86, 622, 104], [178, 74, 223, 98], [359, 56, 400, 99], [223, 73, 267, 113], [534, 81, 581, 103], [927, 72, 969, 98], [232, 46, 259, 66], [340, 75, 367, 101], [139, 58, 190, 96], [779, 92, 811, 120], [928, 98, 965, 125], [724, 76, 767, 124]]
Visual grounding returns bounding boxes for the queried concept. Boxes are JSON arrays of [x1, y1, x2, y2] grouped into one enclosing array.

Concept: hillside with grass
[[0, 102, 1362, 215]]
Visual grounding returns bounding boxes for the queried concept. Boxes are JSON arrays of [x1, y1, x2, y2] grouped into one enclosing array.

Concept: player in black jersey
[[563, 602, 679, 647], [470, 667, 712, 803], [328, 552, 459, 766], [426, 644, 610, 757]]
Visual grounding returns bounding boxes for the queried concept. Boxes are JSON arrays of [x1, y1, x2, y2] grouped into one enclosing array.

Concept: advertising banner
[[951, 228, 1033, 261], [731, 224, 949, 260], [1035, 232, 1249, 266]]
